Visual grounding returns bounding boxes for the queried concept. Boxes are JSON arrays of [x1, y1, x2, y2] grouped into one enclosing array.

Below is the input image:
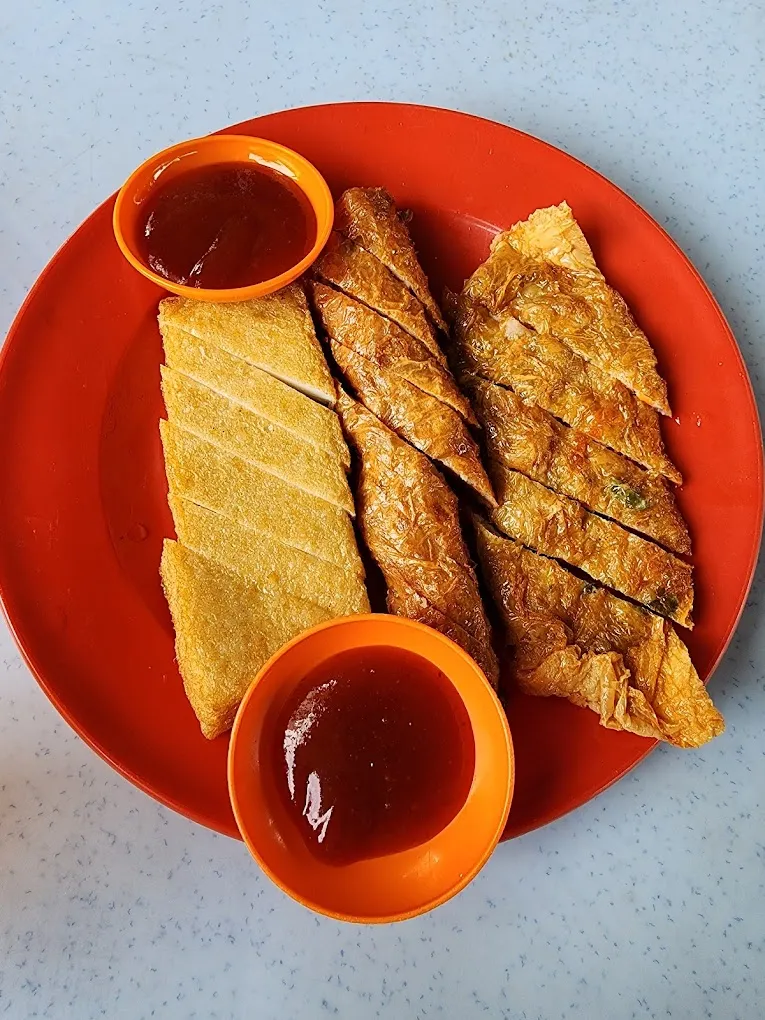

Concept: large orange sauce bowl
[[112, 134, 333, 302], [228, 614, 514, 924]]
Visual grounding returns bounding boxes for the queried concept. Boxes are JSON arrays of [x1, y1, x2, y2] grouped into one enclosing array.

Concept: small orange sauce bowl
[[228, 614, 514, 924], [112, 134, 333, 302]]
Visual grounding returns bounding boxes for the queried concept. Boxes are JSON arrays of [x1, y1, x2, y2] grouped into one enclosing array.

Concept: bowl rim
[[111, 133, 334, 301], [227, 613, 515, 924]]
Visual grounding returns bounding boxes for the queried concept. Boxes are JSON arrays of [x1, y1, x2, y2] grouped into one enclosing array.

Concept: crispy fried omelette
[[465, 376, 690, 554], [337, 390, 499, 687], [474, 520, 722, 747], [452, 295, 680, 483], [464, 202, 670, 414], [491, 467, 694, 628]]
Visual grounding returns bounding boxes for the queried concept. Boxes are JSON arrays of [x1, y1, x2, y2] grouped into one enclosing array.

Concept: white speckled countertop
[[2, 2, 764, 1018]]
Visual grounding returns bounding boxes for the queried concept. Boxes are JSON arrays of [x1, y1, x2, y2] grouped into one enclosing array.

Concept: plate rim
[[1, 100, 763, 841]]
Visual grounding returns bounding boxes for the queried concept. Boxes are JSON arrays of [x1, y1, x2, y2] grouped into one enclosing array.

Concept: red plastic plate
[[0, 103, 761, 839]]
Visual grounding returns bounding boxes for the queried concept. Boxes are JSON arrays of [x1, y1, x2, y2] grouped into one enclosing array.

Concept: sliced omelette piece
[[464, 202, 670, 414], [385, 574, 499, 688], [334, 187, 448, 331], [161, 366, 353, 514], [330, 340, 494, 506], [337, 390, 494, 652], [312, 282, 475, 425], [313, 232, 444, 362], [158, 283, 335, 405], [491, 466, 694, 627], [169, 495, 370, 617], [162, 325, 349, 468], [474, 519, 723, 747], [161, 540, 334, 739], [465, 376, 690, 554], [452, 295, 680, 483], [160, 421, 363, 576]]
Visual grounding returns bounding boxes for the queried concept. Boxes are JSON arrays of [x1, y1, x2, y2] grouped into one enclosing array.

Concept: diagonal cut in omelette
[[330, 340, 495, 506], [491, 466, 694, 628], [473, 519, 723, 747], [312, 282, 475, 424], [464, 202, 670, 415], [452, 294, 680, 483], [465, 375, 690, 554]]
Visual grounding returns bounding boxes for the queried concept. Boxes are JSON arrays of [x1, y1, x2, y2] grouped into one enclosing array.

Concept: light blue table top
[[2, 2, 764, 1018]]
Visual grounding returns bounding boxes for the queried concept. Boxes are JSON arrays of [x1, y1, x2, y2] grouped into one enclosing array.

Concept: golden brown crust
[[334, 187, 448, 331], [386, 576, 499, 688], [158, 284, 335, 405], [490, 467, 694, 627], [160, 420, 363, 575], [313, 232, 444, 362], [169, 496, 370, 617], [474, 520, 723, 747], [312, 282, 475, 425], [452, 296, 680, 483], [337, 391, 494, 651], [330, 341, 495, 506], [161, 325, 350, 468], [160, 541, 333, 739], [464, 202, 670, 414], [161, 366, 354, 514], [465, 376, 690, 553]]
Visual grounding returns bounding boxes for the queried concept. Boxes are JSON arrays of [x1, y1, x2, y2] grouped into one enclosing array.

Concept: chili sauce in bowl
[[113, 134, 333, 302], [228, 615, 514, 923]]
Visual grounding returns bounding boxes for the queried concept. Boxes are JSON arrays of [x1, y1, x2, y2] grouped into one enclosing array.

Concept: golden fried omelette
[[474, 520, 723, 747], [330, 341, 495, 506], [491, 467, 694, 628], [452, 295, 680, 483], [465, 376, 690, 554], [464, 202, 670, 414]]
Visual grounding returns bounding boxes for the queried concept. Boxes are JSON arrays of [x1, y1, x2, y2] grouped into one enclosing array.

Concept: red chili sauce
[[272, 647, 475, 866], [137, 162, 317, 289]]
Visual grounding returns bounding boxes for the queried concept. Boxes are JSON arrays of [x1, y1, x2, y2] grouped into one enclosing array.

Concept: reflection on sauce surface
[[272, 647, 475, 866], [137, 162, 316, 289]]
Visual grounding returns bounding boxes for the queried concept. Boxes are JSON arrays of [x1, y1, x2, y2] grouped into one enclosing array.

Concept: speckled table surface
[[2, 2, 764, 1018]]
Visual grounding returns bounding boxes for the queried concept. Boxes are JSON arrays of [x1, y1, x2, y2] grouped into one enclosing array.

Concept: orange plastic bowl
[[112, 134, 333, 302], [228, 614, 514, 923]]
